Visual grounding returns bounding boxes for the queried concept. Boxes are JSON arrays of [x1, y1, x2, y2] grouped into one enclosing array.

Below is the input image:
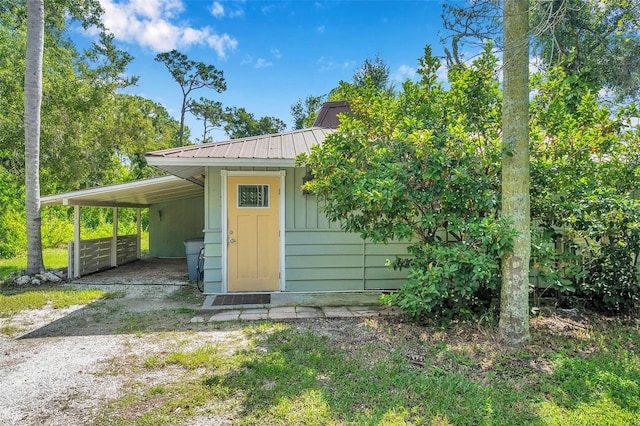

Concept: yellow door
[[227, 176, 280, 292]]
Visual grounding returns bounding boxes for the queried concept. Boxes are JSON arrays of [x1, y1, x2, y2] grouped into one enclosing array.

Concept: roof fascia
[[41, 175, 181, 203], [146, 157, 297, 168], [62, 200, 149, 208]]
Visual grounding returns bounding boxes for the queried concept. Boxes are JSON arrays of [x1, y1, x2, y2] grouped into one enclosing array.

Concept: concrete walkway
[[191, 305, 399, 323]]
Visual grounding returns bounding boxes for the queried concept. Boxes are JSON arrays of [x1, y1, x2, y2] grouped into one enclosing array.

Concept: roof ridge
[[146, 127, 328, 157]]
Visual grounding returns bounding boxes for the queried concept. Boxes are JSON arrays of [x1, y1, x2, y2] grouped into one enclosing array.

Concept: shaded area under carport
[[69, 257, 190, 286]]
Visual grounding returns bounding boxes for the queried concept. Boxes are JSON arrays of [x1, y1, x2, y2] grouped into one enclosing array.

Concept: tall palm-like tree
[[24, 0, 45, 274], [499, 0, 531, 346]]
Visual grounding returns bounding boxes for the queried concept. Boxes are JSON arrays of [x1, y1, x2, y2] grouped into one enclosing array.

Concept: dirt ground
[[0, 259, 384, 425], [3, 259, 636, 425], [0, 259, 211, 425]]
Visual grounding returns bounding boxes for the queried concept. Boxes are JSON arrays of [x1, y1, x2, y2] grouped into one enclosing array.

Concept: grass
[[94, 314, 640, 425], [0, 231, 149, 281], [0, 286, 107, 317], [0, 247, 68, 280]]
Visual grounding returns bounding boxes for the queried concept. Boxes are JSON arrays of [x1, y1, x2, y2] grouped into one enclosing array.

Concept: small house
[[44, 102, 409, 294]]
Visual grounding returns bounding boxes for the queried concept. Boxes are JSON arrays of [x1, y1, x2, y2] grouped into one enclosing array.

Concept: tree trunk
[[24, 0, 45, 275], [499, 0, 531, 345]]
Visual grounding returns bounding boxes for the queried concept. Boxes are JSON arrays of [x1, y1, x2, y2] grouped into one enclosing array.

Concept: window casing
[[237, 184, 269, 208]]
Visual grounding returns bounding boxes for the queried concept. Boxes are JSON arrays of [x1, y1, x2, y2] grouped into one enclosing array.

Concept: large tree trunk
[[499, 0, 531, 345], [24, 0, 45, 275]]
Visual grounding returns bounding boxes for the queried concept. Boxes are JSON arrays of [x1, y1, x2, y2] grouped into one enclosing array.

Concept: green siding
[[285, 229, 409, 292], [203, 228, 222, 293], [285, 280, 367, 292], [286, 167, 340, 230], [149, 196, 204, 257], [365, 243, 411, 255], [287, 229, 363, 244], [287, 255, 363, 268]]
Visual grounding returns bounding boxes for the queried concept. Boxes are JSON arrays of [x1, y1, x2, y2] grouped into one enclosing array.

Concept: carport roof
[[41, 175, 203, 208]]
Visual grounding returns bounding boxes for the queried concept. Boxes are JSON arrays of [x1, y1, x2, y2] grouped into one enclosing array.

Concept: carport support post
[[136, 208, 141, 259], [111, 207, 118, 268], [73, 205, 80, 278]]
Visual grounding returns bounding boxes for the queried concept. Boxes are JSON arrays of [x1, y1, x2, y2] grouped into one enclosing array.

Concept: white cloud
[[228, 8, 244, 18], [317, 56, 355, 73], [98, 0, 237, 57], [207, 33, 238, 57], [260, 4, 275, 14], [241, 54, 274, 68], [255, 58, 272, 68], [316, 25, 325, 33], [392, 65, 416, 83], [211, 1, 224, 18], [271, 48, 282, 59]]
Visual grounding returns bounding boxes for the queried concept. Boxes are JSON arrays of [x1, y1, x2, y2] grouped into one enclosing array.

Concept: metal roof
[[145, 127, 333, 180], [146, 127, 332, 162], [42, 104, 345, 209], [41, 175, 203, 208]]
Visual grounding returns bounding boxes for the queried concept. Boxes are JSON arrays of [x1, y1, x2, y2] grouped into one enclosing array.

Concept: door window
[[237, 184, 269, 208]]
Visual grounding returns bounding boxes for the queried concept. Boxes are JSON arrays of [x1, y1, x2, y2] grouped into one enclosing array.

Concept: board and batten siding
[[149, 196, 204, 258], [203, 169, 224, 293], [202, 166, 409, 293], [285, 167, 408, 292]]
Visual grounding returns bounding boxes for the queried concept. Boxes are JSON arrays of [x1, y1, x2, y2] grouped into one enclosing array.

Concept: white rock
[[31, 278, 42, 286], [44, 272, 62, 283], [15, 275, 31, 286], [50, 270, 65, 279]]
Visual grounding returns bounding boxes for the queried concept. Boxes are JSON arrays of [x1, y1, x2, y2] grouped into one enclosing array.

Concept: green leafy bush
[[530, 68, 640, 314], [568, 192, 640, 313], [303, 46, 513, 320], [0, 207, 27, 258], [386, 217, 515, 320]]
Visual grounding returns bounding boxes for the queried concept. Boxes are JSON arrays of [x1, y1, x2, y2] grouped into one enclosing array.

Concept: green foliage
[[530, 67, 640, 313], [190, 97, 224, 143], [155, 49, 226, 146], [223, 106, 286, 139], [0, 206, 27, 259], [389, 218, 515, 320], [303, 46, 513, 320], [0, 288, 105, 317], [291, 94, 326, 129], [568, 191, 640, 313], [304, 45, 640, 318], [531, 0, 640, 102]]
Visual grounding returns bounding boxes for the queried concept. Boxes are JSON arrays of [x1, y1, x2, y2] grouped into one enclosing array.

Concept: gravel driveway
[[0, 259, 387, 424], [0, 259, 228, 425]]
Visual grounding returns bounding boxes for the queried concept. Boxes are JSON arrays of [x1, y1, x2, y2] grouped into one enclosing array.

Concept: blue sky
[[76, 1, 455, 142]]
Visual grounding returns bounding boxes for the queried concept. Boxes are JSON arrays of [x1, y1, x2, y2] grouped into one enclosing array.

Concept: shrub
[[304, 46, 512, 320], [0, 207, 26, 258], [569, 192, 640, 313]]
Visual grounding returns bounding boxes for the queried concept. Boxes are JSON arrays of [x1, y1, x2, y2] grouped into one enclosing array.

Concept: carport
[[41, 175, 204, 278]]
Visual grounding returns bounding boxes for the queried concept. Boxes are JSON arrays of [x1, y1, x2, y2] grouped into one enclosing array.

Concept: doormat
[[212, 294, 271, 306]]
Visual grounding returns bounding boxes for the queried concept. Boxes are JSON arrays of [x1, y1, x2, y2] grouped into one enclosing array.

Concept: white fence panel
[[117, 235, 138, 265], [68, 235, 140, 278]]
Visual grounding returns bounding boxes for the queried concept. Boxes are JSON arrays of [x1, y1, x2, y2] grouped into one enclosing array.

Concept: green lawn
[[0, 287, 106, 318], [0, 232, 149, 281], [0, 248, 68, 280], [95, 316, 640, 425]]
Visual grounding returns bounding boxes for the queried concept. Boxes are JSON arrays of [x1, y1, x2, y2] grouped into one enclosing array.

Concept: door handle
[[228, 238, 236, 243]]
